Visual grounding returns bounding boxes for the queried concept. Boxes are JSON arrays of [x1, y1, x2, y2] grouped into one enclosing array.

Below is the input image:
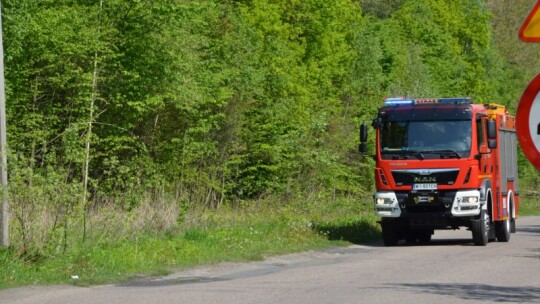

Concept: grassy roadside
[[0, 198, 380, 289], [518, 195, 540, 216], [2, 194, 538, 290]]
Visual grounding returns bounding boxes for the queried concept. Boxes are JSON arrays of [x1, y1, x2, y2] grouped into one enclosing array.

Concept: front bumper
[[374, 189, 482, 218]]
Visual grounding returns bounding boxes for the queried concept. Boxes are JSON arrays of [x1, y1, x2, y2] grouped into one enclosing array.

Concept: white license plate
[[413, 183, 437, 190]]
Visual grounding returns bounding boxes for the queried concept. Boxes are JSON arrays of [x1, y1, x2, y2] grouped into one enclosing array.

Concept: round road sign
[[517, 73, 540, 171]]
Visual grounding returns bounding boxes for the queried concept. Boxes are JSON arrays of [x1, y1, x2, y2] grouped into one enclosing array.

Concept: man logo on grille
[[414, 176, 436, 183]]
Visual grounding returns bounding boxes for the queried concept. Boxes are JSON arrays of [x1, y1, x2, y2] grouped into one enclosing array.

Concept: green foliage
[[222, 0, 367, 198], [520, 196, 540, 216], [3, 0, 522, 205]]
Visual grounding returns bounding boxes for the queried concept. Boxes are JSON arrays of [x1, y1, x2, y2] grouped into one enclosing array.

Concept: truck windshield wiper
[[422, 149, 461, 159], [396, 150, 425, 160]]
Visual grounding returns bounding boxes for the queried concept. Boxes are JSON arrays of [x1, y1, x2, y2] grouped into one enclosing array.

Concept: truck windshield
[[380, 120, 472, 159]]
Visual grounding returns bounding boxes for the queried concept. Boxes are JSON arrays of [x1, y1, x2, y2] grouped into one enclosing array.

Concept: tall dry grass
[[9, 182, 187, 258]]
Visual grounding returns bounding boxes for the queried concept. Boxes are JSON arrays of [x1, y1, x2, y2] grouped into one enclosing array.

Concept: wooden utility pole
[[0, 0, 9, 248]]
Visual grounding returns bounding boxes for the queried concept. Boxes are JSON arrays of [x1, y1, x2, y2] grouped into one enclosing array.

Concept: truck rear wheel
[[510, 202, 516, 233], [472, 210, 489, 246], [495, 216, 511, 242], [381, 221, 399, 246]]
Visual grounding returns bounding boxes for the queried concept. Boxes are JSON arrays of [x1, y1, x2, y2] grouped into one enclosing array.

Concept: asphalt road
[[3, 216, 540, 304]]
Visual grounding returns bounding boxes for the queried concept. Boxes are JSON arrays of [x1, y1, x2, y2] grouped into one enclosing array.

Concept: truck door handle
[[538, 123, 540, 135]]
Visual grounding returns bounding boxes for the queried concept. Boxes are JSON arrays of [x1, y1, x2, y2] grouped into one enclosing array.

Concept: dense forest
[[2, 0, 540, 252]]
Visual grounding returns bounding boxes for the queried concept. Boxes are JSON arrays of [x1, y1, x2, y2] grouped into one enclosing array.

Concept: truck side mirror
[[487, 120, 497, 149], [487, 120, 497, 139], [359, 143, 367, 153], [360, 124, 368, 143], [359, 124, 368, 153]]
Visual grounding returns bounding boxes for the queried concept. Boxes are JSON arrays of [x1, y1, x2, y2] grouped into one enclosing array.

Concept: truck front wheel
[[472, 210, 489, 246], [381, 220, 399, 246]]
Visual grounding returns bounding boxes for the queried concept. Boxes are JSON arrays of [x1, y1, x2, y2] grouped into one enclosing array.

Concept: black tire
[[495, 216, 511, 242], [418, 230, 433, 243], [405, 230, 418, 244], [510, 218, 516, 233], [381, 221, 399, 246], [510, 202, 517, 233], [472, 210, 489, 246]]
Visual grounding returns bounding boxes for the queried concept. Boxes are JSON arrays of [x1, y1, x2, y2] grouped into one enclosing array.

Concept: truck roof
[[379, 98, 493, 121]]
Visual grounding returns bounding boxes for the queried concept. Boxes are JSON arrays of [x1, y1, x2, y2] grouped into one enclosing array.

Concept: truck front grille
[[391, 168, 459, 186]]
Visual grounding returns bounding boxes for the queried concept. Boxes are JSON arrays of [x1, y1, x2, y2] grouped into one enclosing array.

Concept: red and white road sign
[[517, 73, 540, 171]]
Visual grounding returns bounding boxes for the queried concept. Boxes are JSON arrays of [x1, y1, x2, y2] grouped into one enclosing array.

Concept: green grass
[[0, 198, 380, 289], [519, 195, 540, 216]]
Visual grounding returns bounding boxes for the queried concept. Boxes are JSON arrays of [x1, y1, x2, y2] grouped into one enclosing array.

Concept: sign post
[[0, 0, 8, 248]]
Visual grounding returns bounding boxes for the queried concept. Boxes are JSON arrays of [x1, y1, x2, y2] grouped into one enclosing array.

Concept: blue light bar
[[383, 97, 414, 105], [383, 97, 471, 106]]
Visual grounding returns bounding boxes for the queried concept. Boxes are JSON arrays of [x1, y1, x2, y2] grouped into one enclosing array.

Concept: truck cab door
[[477, 116, 491, 176]]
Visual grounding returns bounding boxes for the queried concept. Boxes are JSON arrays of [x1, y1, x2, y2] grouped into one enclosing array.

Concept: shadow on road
[[310, 220, 464, 246], [384, 283, 540, 303], [312, 219, 477, 247], [406, 238, 474, 246], [516, 225, 540, 236], [312, 220, 380, 245]]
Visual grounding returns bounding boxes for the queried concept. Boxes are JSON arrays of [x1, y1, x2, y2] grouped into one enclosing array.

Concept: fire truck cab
[[361, 97, 520, 246]]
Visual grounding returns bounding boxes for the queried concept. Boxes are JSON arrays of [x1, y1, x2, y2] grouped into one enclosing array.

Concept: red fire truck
[[360, 97, 520, 246]]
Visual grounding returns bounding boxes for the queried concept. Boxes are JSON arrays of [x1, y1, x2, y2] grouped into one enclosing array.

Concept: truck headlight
[[464, 196, 478, 204], [376, 197, 393, 205]]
